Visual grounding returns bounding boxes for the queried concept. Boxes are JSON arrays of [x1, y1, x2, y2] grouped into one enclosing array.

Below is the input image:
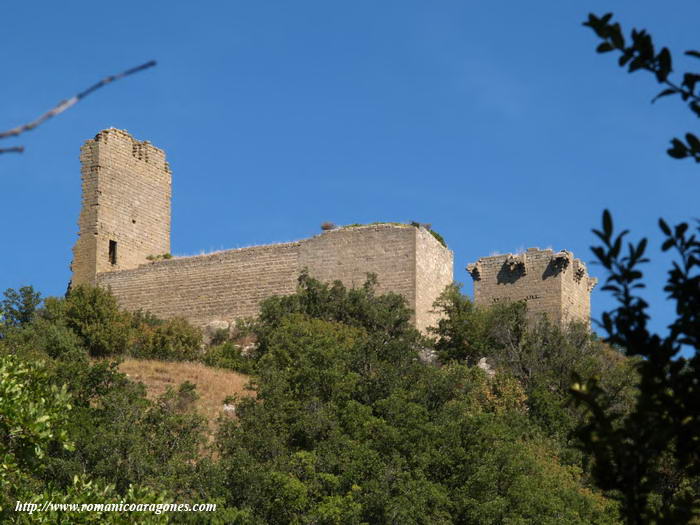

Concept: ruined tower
[[467, 248, 597, 326], [71, 129, 171, 286]]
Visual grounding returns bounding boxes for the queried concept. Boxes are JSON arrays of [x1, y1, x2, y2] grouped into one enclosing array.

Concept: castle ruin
[[71, 129, 595, 331], [467, 249, 597, 326]]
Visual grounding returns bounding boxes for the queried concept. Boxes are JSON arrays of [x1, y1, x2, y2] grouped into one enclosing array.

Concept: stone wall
[[467, 248, 596, 325], [96, 224, 454, 330], [71, 129, 171, 286], [97, 242, 300, 326], [415, 228, 454, 331]]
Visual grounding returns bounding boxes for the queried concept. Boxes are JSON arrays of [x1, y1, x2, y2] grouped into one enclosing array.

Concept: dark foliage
[[571, 212, 700, 523], [574, 12, 700, 523], [584, 12, 700, 163]]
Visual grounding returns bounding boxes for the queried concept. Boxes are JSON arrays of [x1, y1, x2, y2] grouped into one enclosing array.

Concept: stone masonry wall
[[561, 255, 596, 324], [71, 129, 171, 286], [97, 242, 300, 326], [300, 225, 416, 315], [467, 248, 596, 325], [415, 228, 454, 331], [96, 224, 454, 330]]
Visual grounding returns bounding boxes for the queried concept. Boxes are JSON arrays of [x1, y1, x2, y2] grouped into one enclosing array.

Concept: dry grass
[[118, 359, 254, 433]]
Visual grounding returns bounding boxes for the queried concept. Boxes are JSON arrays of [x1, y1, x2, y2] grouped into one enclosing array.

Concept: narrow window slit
[[109, 240, 117, 265]]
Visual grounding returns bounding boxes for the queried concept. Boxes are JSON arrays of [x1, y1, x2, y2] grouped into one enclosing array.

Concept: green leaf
[[690, 102, 700, 119], [611, 236, 622, 258], [591, 246, 607, 266], [685, 133, 700, 150], [597, 42, 614, 53], [651, 88, 676, 103], [667, 138, 689, 159], [685, 50, 700, 59], [656, 48, 672, 81], [602, 210, 613, 238], [675, 222, 688, 238], [681, 73, 700, 91], [609, 24, 624, 49], [636, 238, 648, 261], [628, 56, 646, 73]]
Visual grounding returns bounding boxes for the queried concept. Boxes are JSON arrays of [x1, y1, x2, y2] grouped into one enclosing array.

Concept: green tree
[[58, 285, 132, 358], [16, 475, 169, 525], [217, 274, 620, 523], [430, 284, 638, 467], [0, 286, 41, 332], [428, 283, 493, 365], [0, 355, 74, 514]]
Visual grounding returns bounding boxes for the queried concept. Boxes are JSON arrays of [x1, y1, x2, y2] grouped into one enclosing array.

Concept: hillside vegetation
[[0, 273, 687, 523], [117, 358, 252, 434]]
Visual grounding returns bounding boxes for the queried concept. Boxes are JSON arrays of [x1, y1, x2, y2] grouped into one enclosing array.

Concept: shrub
[[131, 317, 202, 361], [203, 342, 256, 374], [409, 221, 447, 247], [62, 285, 132, 357], [0, 355, 74, 514]]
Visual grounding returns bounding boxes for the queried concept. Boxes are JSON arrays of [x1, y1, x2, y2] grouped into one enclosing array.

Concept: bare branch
[[0, 146, 25, 155], [0, 60, 157, 152]]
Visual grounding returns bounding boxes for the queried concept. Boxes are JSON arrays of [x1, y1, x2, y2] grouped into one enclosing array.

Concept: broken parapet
[[466, 247, 597, 326]]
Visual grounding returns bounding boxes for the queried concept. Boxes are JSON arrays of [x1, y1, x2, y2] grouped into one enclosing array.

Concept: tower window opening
[[109, 240, 117, 265]]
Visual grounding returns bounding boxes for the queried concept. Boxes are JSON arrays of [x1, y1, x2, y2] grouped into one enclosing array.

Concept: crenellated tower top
[[467, 247, 597, 326]]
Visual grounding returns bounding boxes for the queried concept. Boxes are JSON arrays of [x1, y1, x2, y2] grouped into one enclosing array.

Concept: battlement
[[91, 128, 170, 173], [467, 247, 597, 325]]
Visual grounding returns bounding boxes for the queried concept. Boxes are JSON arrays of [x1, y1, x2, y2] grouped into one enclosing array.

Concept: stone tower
[[467, 248, 597, 326], [71, 129, 171, 286]]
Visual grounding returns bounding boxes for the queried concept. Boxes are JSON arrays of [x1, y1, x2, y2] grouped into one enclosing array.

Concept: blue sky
[[1, 1, 698, 339]]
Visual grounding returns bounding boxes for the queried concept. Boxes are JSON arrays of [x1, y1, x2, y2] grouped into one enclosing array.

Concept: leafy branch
[[571, 210, 700, 523], [584, 13, 700, 163]]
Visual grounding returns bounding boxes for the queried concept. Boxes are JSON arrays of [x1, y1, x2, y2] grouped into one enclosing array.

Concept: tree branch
[[0, 60, 156, 154], [0, 146, 25, 154]]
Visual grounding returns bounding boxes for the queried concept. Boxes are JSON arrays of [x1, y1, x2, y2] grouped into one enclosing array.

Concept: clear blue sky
[[1, 1, 698, 339]]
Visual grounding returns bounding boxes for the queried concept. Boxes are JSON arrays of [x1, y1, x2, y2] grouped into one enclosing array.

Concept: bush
[[61, 285, 132, 357], [131, 317, 202, 361], [203, 342, 256, 374], [0, 355, 74, 514], [255, 271, 417, 358]]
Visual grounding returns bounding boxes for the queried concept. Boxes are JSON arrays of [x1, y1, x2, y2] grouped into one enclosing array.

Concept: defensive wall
[[95, 223, 452, 332]]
